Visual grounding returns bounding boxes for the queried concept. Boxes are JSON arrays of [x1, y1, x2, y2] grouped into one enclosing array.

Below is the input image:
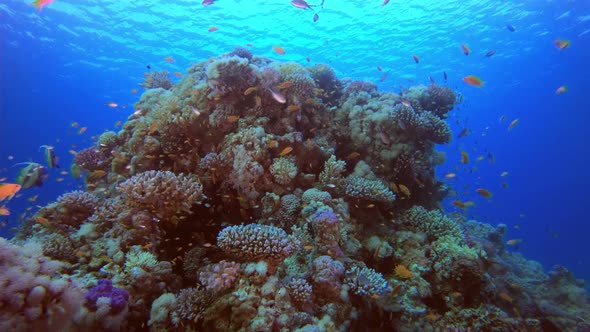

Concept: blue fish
[[506, 24, 516, 32]]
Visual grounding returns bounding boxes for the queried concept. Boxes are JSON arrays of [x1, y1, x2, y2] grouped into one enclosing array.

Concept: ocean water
[[1, 0, 589, 330]]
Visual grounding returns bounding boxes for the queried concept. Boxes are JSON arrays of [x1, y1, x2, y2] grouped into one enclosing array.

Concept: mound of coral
[[4, 49, 589, 332]]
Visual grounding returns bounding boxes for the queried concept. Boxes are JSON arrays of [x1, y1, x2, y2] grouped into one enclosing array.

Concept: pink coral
[[198, 260, 241, 294]]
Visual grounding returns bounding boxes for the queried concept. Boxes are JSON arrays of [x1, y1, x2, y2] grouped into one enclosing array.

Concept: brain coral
[[117, 170, 203, 218], [217, 224, 301, 262]]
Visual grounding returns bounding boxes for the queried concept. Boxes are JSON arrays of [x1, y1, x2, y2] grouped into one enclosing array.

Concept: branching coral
[[400, 206, 463, 242], [175, 286, 212, 325], [117, 170, 203, 218], [217, 224, 301, 263], [270, 157, 298, 185], [140, 70, 174, 90], [206, 55, 255, 102], [74, 148, 110, 172], [198, 260, 241, 294], [389, 104, 452, 144], [344, 175, 396, 203], [38, 190, 100, 227], [345, 265, 389, 297]]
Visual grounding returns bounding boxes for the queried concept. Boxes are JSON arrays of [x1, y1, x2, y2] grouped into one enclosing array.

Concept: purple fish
[[313, 13, 319, 22], [202, 0, 214, 6], [291, 0, 311, 9]]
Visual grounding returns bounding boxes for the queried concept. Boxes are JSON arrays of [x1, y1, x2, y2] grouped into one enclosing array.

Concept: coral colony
[[2, 49, 588, 331]]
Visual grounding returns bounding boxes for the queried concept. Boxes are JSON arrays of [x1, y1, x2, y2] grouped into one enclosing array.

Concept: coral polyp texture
[[4, 51, 589, 332]]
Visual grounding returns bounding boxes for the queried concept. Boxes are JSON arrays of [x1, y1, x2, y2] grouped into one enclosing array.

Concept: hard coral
[[117, 170, 203, 218], [206, 55, 255, 102], [140, 70, 174, 90], [74, 148, 110, 172], [344, 175, 396, 203], [39, 190, 99, 227], [217, 223, 301, 263], [390, 104, 452, 144], [198, 260, 241, 294]]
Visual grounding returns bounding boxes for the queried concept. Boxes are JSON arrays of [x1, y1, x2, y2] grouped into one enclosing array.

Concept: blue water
[[1, 0, 589, 286]]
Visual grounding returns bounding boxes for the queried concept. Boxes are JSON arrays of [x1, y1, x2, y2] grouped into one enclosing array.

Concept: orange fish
[[0, 207, 9, 216], [173, 72, 182, 77], [508, 118, 519, 131], [32, 0, 55, 12], [268, 140, 279, 148], [461, 43, 470, 55], [506, 239, 522, 246], [555, 86, 567, 94], [208, 26, 218, 32], [71, 121, 79, 128], [279, 146, 293, 157], [278, 81, 294, 89], [78, 127, 87, 134], [554, 39, 570, 50], [227, 115, 240, 123], [463, 75, 484, 87], [148, 121, 159, 134], [106, 102, 118, 108], [131, 89, 137, 94], [476, 188, 493, 198], [244, 86, 257, 95], [164, 57, 175, 63], [0, 183, 21, 201], [114, 121, 122, 127], [272, 45, 286, 55], [412, 55, 419, 63], [286, 105, 300, 112], [460, 151, 469, 164], [35, 216, 52, 226], [451, 200, 466, 210]]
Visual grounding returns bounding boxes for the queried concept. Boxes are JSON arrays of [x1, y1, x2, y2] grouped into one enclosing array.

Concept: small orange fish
[[148, 121, 159, 134], [303, 245, 313, 250], [460, 151, 469, 164], [0, 183, 21, 201], [76, 250, 86, 258], [114, 121, 122, 127], [106, 102, 118, 108], [227, 115, 240, 123], [391, 284, 402, 296], [279, 146, 293, 157], [463, 75, 484, 87], [35, 216, 52, 226], [554, 39, 570, 50], [173, 71, 182, 77], [244, 86, 257, 95], [131, 89, 137, 94], [345, 152, 361, 160], [272, 45, 286, 55], [208, 26, 218, 32], [278, 81, 294, 89], [412, 55, 419, 63], [68, 150, 77, 155], [164, 56, 175, 63], [398, 184, 410, 197], [461, 43, 470, 55], [268, 140, 279, 148], [508, 118, 519, 131], [71, 121, 79, 128], [499, 292, 514, 303], [0, 207, 9, 216], [255, 95, 262, 107], [506, 239, 522, 246], [286, 104, 300, 112], [78, 127, 87, 134], [476, 188, 493, 198], [451, 200, 466, 210], [555, 86, 567, 94], [32, 0, 55, 13]]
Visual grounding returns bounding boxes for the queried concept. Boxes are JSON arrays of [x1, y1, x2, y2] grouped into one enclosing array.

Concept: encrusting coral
[[4, 50, 589, 332]]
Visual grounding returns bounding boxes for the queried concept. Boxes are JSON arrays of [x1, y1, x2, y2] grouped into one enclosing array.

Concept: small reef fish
[[40, 145, 59, 168], [377, 66, 382, 71], [507, 24, 516, 32], [244, 87, 257, 95], [554, 39, 570, 50], [508, 118, 519, 131], [412, 55, 420, 63], [269, 89, 286, 103], [501, 171, 509, 177], [451, 199, 466, 210], [208, 26, 218, 32], [443, 71, 447, 81], [202, 0, 214, 6], [16, 163, 48, 189], [173, 72, 182, 77], [272, 45, 286, 55], [107, 102, 118, 108], [313, 13, 319, 22], [291, 0, 312, 9], [70, 163, 82, 179], [499, 115, 506, 122], [380, 72, 388, 82], [460, 151, 469, 164], [485, 50, 496, 57], [131, 89, 137, 94], [32, 0, 54, 12], [279, 146, 293, 157], [444, 172, 456, 179], [506, 239, 522, 246], [381, 0, 390, 6], [457, 128, 469, 139], [78, 127, 87, 134], [0, 183, 21, 201], [461, 43, 470, 55], [278, 81, 294, 89], [286, 105, 300, 112], [476, 188, 493, 198], [555, 86, 567, 94], [488, 152, 495, 165], [71, 121, 79, 127], [35, 216, 52, 226], [0, 207, 9, 216], [164, 57, 175, 63], [227, 115, 240, 123], [463, 75, 484, 87]]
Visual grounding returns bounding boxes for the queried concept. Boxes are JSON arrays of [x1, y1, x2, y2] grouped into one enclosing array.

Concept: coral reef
[[5, 51, 589, 332]]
